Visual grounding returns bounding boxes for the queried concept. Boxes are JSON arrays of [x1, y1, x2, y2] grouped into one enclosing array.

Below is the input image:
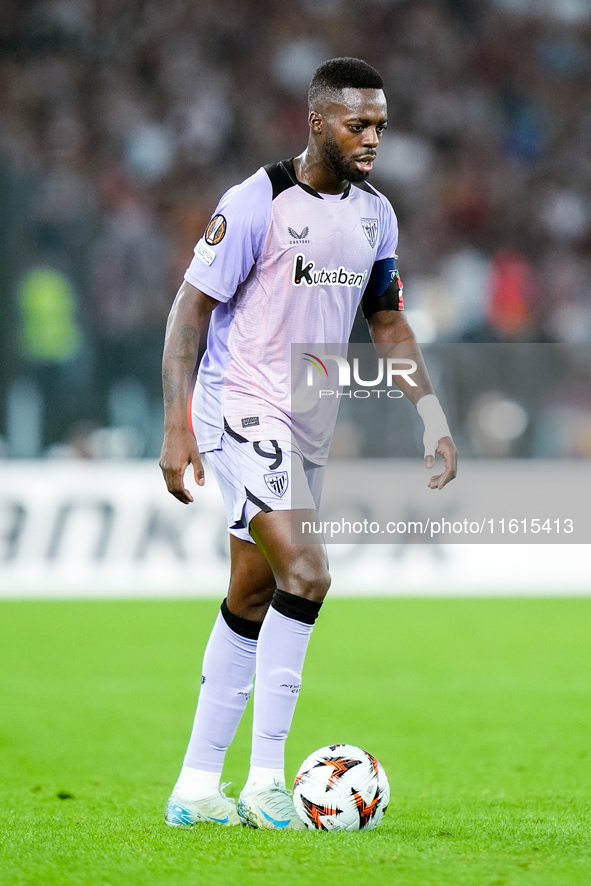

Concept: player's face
[[321, 88, 387, 183]]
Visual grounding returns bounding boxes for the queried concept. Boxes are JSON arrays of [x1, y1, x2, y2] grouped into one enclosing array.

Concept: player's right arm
[[159, 280, 219, 504], [160, 168, 270, 502]]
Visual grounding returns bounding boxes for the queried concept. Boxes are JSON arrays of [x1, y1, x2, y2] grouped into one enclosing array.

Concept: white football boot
[[165, 784, 241, 827], [237, 780, 306, 830]]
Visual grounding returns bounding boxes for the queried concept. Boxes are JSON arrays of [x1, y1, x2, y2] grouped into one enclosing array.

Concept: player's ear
[[309, 111, 323, 134]]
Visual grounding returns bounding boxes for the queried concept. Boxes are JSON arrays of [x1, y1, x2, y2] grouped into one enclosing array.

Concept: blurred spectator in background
[[0, 0, 590, 457]]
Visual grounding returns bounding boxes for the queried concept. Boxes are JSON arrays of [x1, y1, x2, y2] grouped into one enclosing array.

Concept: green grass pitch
[[1, 597, 590, 886]]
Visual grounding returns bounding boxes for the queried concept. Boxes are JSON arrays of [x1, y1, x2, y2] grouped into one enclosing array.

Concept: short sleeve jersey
[[185, 159, 398, 464]]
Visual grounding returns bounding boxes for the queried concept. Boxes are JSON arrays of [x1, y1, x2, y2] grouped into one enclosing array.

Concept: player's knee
[[286, 557, 331, 602], [226, 584, 275, 622]]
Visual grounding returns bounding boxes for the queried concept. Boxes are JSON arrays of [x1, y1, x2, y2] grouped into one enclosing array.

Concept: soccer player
[[159, 58, 457, 830]]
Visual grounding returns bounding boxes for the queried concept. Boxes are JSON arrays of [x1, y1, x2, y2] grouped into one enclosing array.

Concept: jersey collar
[[282, 159, 351, 200]]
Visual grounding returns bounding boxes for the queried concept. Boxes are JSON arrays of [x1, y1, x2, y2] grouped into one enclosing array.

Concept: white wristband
[[416, 394, 452, 458]]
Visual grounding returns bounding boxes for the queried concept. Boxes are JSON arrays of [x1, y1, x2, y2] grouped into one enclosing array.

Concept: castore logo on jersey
[[288, 226, 310, 243]]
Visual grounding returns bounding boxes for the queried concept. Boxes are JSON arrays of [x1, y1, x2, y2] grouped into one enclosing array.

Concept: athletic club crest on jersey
[[264, 471, 289, 497], [361, 218, 378, 248]]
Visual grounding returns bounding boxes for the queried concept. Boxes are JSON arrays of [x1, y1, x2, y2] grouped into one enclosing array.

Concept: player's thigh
[[249, 508, 330, 603], [204, 435, 319, 543], [227, 534, 276, 622]]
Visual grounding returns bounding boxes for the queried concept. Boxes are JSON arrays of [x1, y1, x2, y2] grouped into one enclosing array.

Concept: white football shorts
[[202, 432, 324, 543]]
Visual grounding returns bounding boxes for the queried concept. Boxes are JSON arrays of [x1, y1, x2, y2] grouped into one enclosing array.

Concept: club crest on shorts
[[361, 218, 378, 248], [264, 471, 289, 497]]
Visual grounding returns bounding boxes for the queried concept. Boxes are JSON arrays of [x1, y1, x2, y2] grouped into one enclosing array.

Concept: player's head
[[308, 58, 384, 109], [307, 58, 387, 183]]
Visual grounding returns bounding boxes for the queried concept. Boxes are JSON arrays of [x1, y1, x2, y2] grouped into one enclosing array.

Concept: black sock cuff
[[220, 598, 262, 640], [271, 589, 322, 625]]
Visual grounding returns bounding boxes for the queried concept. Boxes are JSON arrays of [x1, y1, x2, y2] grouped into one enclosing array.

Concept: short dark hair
[[308, 58, 384, 108]]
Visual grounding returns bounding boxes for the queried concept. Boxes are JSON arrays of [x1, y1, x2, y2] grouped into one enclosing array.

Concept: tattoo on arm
[[163, 374, 179, 410], [173, 324, 200, 363], [162, 323, 200, 410]]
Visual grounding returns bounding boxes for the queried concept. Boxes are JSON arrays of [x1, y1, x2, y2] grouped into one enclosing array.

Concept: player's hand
[[159, 428, 204, 504], [425, 436, 457, 490]]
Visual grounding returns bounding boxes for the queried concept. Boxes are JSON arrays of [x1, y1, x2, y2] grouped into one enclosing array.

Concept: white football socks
[[244, 764, 286, 791], [174, 765, 221, 801], [250, 604, 314, 771], [183, 610, 257, 778], [174, 593, 321, 800]]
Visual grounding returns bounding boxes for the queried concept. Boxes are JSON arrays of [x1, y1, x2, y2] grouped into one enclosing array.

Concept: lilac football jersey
[[185, 159, 398, 463]]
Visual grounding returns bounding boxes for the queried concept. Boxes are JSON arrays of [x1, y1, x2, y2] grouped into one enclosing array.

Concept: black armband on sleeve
[[361, 258, 404, 318]]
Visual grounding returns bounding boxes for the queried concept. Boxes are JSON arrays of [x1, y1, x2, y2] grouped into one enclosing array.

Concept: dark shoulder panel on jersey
[[351, 180, 379, 196], [263, 161, 296, 200], [264, 159, 328, 201]]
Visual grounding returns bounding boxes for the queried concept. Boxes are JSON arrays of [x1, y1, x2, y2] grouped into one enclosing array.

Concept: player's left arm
[[364, 278, 458, 489]]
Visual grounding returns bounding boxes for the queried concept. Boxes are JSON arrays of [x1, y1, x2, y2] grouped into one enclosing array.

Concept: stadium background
[[0, 0, 590, 594]]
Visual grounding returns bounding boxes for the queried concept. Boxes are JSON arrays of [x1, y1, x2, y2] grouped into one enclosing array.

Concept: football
[[293, 743, 390, 831]]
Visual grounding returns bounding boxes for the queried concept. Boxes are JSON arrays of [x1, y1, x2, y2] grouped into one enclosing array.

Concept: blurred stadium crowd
[[0, 0, 590, 459]]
